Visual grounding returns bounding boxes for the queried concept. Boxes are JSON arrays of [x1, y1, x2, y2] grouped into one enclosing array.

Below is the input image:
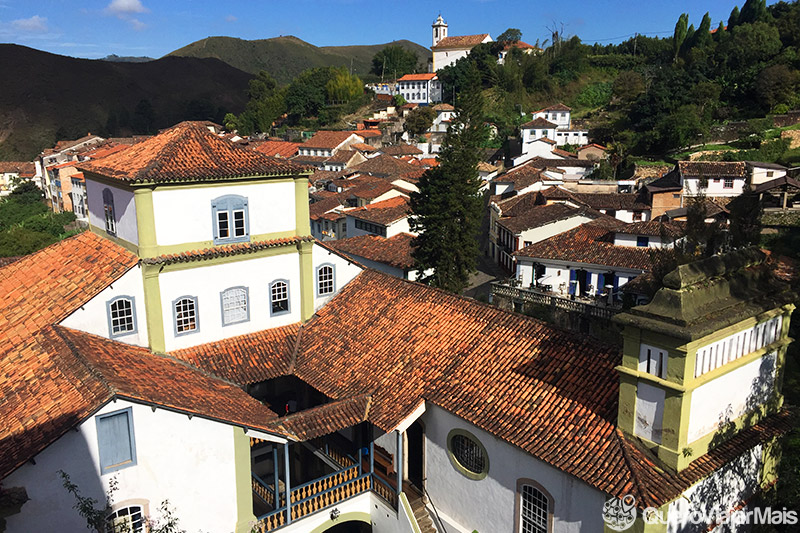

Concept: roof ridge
[[49, 325, 118, 396]]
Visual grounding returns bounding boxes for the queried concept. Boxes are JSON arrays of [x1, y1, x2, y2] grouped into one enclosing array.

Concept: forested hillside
[[438, 0, 800, 164]]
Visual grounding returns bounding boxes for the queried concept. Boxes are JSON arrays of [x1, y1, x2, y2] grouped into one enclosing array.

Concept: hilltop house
[[294, 131, 366, 170], [2, 121, 795, 533], [0, 161, 36, 196], [396, 73, 442, 105], [523, 104, 589, 147]]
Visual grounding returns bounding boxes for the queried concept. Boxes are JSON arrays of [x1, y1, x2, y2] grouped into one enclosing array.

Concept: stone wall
[[772, 110, 800, 128], [781, 129, 800, 149]]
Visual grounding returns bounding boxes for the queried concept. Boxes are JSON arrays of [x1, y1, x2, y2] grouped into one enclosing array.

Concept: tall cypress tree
[[409, 61, 488, 293]]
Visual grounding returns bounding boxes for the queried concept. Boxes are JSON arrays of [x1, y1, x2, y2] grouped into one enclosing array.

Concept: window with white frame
[[221, 286, 249, 325], [724, 178, 734, 188], [694, 315, 783, 378], [639, 344, 668, 379], [102, 188, 116, 235], [96, 408, 136, 473], [211, 195, 249, 245], [317, 264, 335, 296], [174, 296, 199, 335], [519, 483, 550, 533], [270, 280, 290, 316], [106, 505, 144, 533], [107, 296, 136, 338]]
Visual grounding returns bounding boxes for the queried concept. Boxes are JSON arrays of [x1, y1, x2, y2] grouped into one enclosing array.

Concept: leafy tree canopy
[[371, 46, 418, 79]]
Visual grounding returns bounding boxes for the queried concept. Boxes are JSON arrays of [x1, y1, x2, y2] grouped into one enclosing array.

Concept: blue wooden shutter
[[597, 273, 605, 290], [97, 409, 135, 472], [568, 270, 576, 295]]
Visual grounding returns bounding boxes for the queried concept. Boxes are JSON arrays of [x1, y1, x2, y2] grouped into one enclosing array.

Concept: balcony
[[491, 280, 622, 320], [249, 427, 399, 532]]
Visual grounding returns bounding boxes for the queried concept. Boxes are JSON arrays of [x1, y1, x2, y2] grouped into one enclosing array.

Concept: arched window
[[102, 188, 116, 235], [211, 195, 249, 244], [220, 287, 249, 325], [270, 280, 290, 316], [316, 264, 335, 296], [173, 296, 199, 335], [516, 480, 552, 533], [106, 296, 137, 338], [106, 504, 144, 533]]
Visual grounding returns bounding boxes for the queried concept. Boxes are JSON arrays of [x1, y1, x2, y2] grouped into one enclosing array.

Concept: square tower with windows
[[614, 248, 795, 472]]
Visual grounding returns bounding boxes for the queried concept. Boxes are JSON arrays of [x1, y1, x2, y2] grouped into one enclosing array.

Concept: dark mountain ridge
[[0, 44, 253, 160]]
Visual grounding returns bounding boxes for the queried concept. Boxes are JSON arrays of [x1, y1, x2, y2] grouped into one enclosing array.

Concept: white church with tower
[[429, 14, 492, 72]]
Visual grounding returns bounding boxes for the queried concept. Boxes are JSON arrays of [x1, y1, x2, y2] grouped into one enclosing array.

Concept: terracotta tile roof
[[303, 131, 361, 150], [501, 40, 538, 51], [351, 143, 377, 153], [534, 137, 557, 145], [83, 143, 131, 160], [326, 149, 359, 165], [381, 144, 423, 156], [353, 154, 419, 178], [499, 203, 601, 234], [493, 161, 544, 190], [170, 324, 300, 384], [328, 233, 416, 269], [432, 103, 454, 112], [645, 169, 682, 192], [0, 325, 284, 480], [615, 220, 685, 239], [351, 129, 382, 139], [562, 191, 650, 210], [419, 158, 439, 168], [578, 143, 608, 151], [52, 160, 78, 169], [535, 103, 571, 113], [141, 236, 314, 265], [752, 175, 800, 194], [264, 394, 372, 440], [665, 198, 730, 220], [432, 34, 490, 50], [397, 73, 438, 81], [310, 196, 347, 220], [551, 148, 577, 158], [515, 219, 652, 271], [77, 122, 307, 183], [527, 156, 597, 169], [50, 134, 103, 153], [0, 231, 138, 349], [253, 140, 301, 158], [0, 162, 35, 175], [678, 161, 747, 179], [521, 117, 558, 129], [346, 196, 410, 225]]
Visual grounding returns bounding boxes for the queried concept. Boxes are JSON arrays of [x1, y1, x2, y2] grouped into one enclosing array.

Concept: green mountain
[[167, 35, 430, 84], [0, 44, 253, 161]]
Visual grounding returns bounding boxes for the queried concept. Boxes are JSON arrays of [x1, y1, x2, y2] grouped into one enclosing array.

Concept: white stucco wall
[[613, 234, 664, 248], [86, 178, 138, 245], [534, 111, 571, 129], [3, 400, 241, 533], [517, 215, 594, 249], [683, 177, 746, 197], [634, 382, 665, 444], [422, 405, 606, 533], [750, 167, 786, 186], [313, 242, 363, 309], [666, 445, 763, 533], [158, 253, 303, 351], [151, 181, 297, 246], [434, 49, 471, 71], [687, 352, 776, 444], [60, 265, 149, 347], [515, 259, 639, 296]]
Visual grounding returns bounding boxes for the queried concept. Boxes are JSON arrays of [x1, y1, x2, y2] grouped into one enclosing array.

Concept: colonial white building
[[396, 73, 442, 105], [430, 14, 492, 71], [2, 122, 795, 533]]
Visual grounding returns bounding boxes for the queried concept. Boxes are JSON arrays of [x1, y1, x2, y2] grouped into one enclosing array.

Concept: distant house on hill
[[430, 14, 492, 71], [396, 73, 442, 105]]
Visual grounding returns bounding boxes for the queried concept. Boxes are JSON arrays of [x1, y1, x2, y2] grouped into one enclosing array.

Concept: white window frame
[[173, 295, 199, 336], [106, 296, 137, 338], [316, 263, 336, 297], [102, 188, 116, 235], [211, 195, 249, 245], [269, 279, 290, 316], [220, 286, 249, 326], [639, 343, 668, 379], [517, 479, 552, 533]]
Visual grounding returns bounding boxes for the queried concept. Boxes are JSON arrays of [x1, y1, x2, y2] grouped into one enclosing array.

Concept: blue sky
[[0, 1, 772, 59]]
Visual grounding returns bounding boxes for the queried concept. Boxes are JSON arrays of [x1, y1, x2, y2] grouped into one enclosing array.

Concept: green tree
[[132, 99, 155, 134], [409, 62, 487, 293], [673, 13, 689, 63], [496, 28, 522, 44], [739, 0, 770, 24], [371, 46, 418, 79], [728, 6, 741, 28], [728, 190, 763, 248], [325, 67, 363, 104], [612, 70, 645, 103], [403, 106, 436, 137], [392, 93, 407, 107], [285, 68, 335, 121]]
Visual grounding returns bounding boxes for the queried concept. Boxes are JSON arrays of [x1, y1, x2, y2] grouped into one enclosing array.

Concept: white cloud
[[129, 17, 146, 31], [11, 15, 48, 33], [225, 15, 237, 23], [105, 0, 148, 15]]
